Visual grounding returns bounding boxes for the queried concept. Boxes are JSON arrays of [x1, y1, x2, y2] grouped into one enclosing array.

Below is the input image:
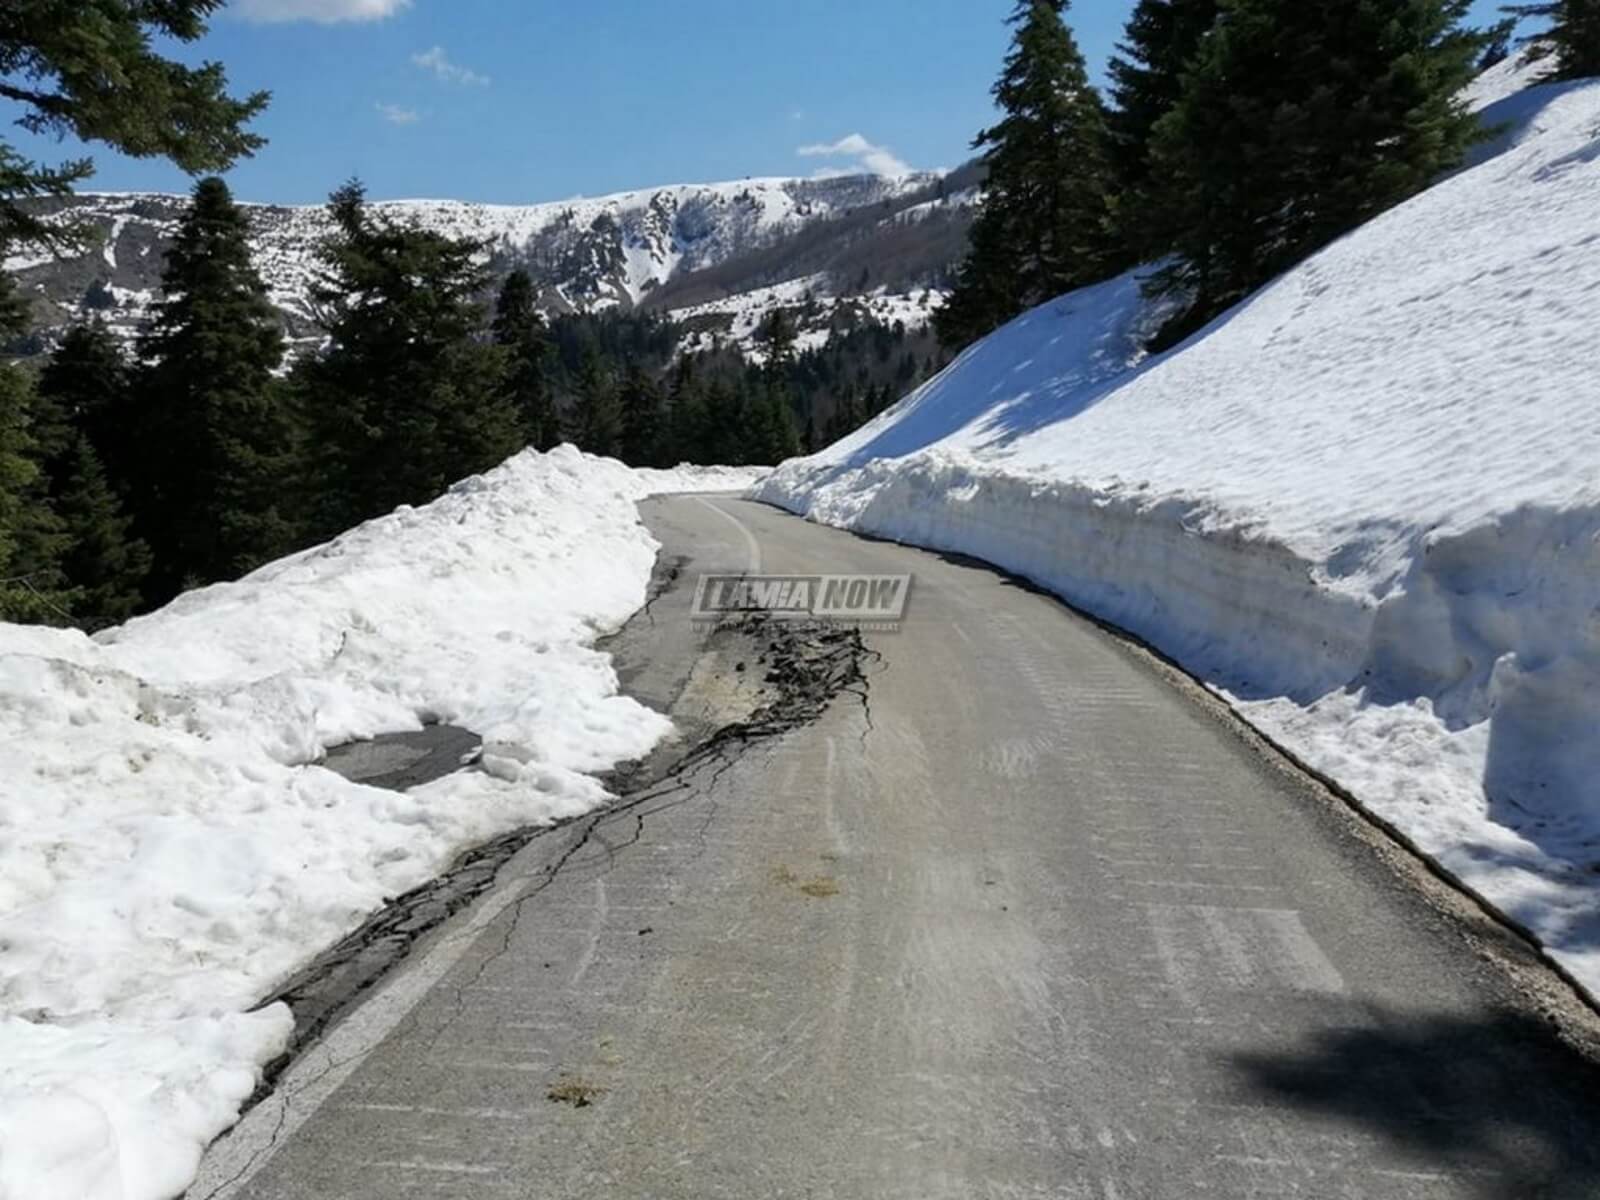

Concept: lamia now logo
[[692, 574, 912, 626]]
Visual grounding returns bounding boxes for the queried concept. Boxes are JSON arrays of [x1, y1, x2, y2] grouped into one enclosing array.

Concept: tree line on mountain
[[937, 0, 1599, 353], [2, 175, 935, 628], [539, 304, 932, 468]]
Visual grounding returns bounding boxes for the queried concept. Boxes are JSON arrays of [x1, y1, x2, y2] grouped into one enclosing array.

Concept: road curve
[[196, 495, 1600, 1200]]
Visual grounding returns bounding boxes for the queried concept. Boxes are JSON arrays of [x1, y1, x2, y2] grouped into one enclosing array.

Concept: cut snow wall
[[757, 460, 1600, 827]]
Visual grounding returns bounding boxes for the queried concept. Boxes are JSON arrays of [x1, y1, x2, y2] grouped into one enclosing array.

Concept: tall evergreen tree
[[136, 176, 293, 601], [824, 386, 864, 445], [934, 211, 1020, 353], [753, 309, 802, 463], [618, 362, 665, 466], [49, 439, 151, 625], [751, 386, 801, 465], [703, 378, 756, 466], [0, 269, 68, 622], [303, 181, 521, 533], [1106, 0, 1220, 256], [1142, 0, 1484, 347], [34, 321, 150, 623], [571, 346, 624, 458], [1503, 1, 1600, 77], [666, 357, 709, 465], [36, 321, 136, 491], [0, 1, 267, 251], [1107, 1, 1221, 175], [937, 0, 1115, 350], [0, 363, 53, 622], [492, 269, 558, 450]]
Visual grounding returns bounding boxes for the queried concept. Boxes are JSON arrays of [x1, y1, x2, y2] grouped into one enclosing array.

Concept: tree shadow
[[1224, 1006, 1600, 1198]]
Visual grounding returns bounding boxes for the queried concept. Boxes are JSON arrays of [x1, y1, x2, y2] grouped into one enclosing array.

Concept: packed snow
[[755, 66, 1600, 998], [0, 449, 764, 1200]]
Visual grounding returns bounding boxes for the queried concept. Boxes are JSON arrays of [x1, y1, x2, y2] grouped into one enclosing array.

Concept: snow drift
[[0, 449, 762, 1200], [754, 71, 1600, 997]]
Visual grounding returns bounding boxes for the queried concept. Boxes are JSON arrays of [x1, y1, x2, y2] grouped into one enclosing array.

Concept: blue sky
[[7, 0, 1516, 206]]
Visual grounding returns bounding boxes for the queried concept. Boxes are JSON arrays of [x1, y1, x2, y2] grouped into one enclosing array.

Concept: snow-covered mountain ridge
[[5, 172, 961, 352]]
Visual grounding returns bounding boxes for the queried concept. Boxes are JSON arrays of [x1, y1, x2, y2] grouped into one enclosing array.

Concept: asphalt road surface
[[194, 495, 1600, 1200]]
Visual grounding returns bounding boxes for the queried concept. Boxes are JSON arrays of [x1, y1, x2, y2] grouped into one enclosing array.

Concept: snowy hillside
[[755, 68, 1600, 997], [669, 274, 948, 360], [0, 449, 764, 1200], [6, 173, 942, 352]]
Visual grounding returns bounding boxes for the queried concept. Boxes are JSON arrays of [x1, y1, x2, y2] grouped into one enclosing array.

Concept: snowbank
[[0, 448, 763, 1200], [754, 73, 1600, 997]]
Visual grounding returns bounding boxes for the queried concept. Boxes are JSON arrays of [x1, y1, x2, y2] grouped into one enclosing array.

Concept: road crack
[[235, 611, 871, 1118]]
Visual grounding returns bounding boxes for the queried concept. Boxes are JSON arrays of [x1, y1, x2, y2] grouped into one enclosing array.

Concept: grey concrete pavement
[[195, 495, 1600, 1200]]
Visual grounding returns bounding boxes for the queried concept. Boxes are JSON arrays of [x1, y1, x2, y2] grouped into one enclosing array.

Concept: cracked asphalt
[[192, 495, 1600, 1200]]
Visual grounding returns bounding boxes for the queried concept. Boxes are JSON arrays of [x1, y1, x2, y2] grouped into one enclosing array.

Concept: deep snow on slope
[[0, 450, 764, 1200], [755, 72, 1600, 996]]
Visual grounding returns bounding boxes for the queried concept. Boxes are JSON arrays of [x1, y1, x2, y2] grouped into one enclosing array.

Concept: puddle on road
[[320, 724, 483, 791]]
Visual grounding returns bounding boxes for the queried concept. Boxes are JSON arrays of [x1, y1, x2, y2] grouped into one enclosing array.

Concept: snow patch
[[670, 276, 945, 362]]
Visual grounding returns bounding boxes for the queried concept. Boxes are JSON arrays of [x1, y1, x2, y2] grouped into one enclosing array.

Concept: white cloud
[[376, 103, 421, 125], [232, 0, 411, 24], [412, 46, 492, 87], [796, 133, 912, 177]]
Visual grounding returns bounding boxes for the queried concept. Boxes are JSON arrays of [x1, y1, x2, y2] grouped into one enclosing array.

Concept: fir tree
[[934, 212, 1020, 352], [34, 321, 150, 623], [619, 362, 665, 466], [752, 386, 801, 464], [1105, 0, 1220, 256], [35, 321, 135, 491], [937, 0, 1115, 350], [1503, 1, 1600, 77], [0, 1, 267, 251], [49, 439, 151, 625], [753, 308, 802, 463], [0, 363, 70, 622], [303, 181, 522, 533], [667, 357, 709, 465], [136, 177, 293, 601], [824, 387, 863, 444], [492, 269, 558, 450], [572, 347, 624, 458], [704, 378, 755, 466], [0, 270, 69, 622], [1143, 0, 1484, 347]]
